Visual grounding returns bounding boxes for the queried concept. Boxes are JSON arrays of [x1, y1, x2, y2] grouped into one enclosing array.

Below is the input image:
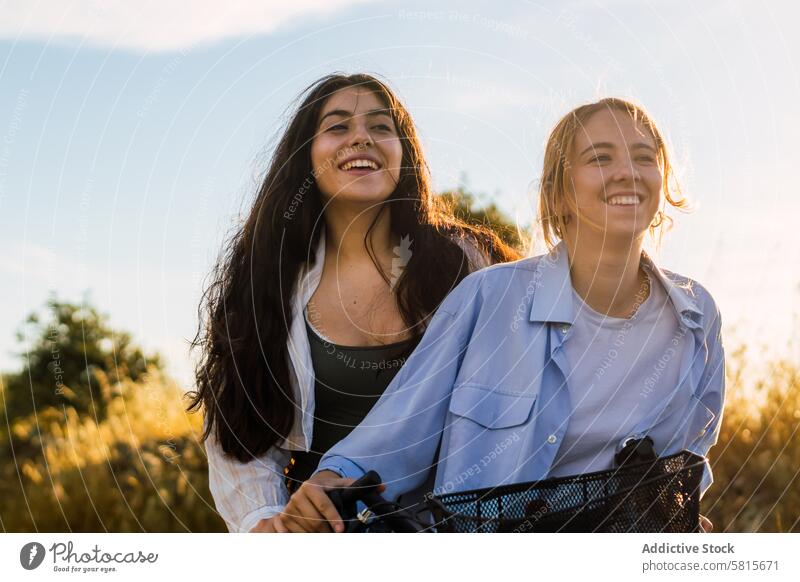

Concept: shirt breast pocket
[[447, 383, 536, 438], [442, 384, 536, 490]]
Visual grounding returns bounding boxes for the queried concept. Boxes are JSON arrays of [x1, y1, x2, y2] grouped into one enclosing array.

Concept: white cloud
[[0, 0, 376, 53]]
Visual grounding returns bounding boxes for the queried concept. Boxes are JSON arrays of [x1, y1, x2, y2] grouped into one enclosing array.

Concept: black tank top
[[284, 319, 415, 492]]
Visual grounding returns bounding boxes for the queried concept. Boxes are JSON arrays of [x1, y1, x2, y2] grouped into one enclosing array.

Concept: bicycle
[[327, 440, 706, 533]]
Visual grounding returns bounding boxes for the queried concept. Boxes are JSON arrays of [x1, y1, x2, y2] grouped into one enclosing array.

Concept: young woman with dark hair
[[187, 73, 518, 533]]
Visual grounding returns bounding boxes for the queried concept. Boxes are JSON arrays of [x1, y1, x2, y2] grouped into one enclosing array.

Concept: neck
[[563, 229, 648, 318], [323, 201, 395, 265]]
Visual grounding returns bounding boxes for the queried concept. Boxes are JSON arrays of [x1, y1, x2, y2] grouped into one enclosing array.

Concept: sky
[[1, 0, 798, 387]]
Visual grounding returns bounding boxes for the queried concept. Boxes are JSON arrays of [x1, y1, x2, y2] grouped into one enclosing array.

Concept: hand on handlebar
[[249, 515, 289, 533], [699, 514, 713, 533], [281, 470, 356, 533]]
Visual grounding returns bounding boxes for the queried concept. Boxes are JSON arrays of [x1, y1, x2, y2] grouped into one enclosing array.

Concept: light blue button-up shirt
[[316, 241, 725, 502]]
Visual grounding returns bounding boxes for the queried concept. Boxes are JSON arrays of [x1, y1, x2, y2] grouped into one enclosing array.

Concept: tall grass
[[704, 345, 800, 532], [0, 370, 225, 532]]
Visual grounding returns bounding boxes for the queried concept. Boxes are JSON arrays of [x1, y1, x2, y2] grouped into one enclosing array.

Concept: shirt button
[[560, 325, 569, 334], [547, 434, 558, 444]]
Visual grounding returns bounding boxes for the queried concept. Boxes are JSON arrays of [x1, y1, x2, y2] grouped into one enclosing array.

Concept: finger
[[284, 494, 332, 533], [700, 515, 713, 533], [280, 516, 307, 533], [249, 519, 272, 533], [306, 487, 345, 532], [276, 502, 306, 533], [272, 514, 289, 533], [279, 506, 311, 533]]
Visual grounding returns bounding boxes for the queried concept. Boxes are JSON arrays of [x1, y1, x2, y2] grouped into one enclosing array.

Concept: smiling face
[[563, 108, 664, 241], [311, 87, 403, 206]]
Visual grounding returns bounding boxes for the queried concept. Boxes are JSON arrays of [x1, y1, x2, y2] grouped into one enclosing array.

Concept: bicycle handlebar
[[327, 470, 383, 514], [327, 471, 429, 533]]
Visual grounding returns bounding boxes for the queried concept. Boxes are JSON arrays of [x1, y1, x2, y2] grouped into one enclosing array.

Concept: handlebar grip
[[353, 470, 383, 487], [336, 470, 382, 506], [327, 471, 428, 532], [327, 470, 383, 521]]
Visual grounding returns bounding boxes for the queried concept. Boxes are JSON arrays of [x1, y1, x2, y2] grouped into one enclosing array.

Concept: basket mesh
[[430, 451, 704, 533]]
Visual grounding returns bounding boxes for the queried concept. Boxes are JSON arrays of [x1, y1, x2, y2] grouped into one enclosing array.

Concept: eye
[[588, 154, 611, 164], [372, 124, 393, 132], [326, 123, 347, 132], [636, 155, 656, 164]]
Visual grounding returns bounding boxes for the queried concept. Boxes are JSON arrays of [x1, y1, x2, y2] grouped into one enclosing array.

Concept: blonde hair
[[537, 97, 689, 251]]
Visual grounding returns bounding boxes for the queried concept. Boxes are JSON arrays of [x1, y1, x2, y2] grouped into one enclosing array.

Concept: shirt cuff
[[239, 504, 286, 533], [314, 456, 367, 481]]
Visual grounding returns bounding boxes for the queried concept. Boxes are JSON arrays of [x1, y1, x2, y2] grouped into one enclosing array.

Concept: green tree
[[2, 296, 162, 423], [0, 297, 222, 532], [439, 187, 528, 252]]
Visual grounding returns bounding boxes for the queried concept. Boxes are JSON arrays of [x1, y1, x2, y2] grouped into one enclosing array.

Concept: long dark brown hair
[[188, 73, 518, 462]]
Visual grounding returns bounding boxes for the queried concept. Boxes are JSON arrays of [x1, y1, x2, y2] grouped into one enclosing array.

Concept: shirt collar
[[528, 240, 703, 328]]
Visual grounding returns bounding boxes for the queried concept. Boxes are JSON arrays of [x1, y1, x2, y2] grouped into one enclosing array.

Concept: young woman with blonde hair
[[283, 97, 725, 533]]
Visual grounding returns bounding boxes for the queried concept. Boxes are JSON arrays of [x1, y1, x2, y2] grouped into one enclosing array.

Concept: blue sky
[[1, 0, 798, 385]]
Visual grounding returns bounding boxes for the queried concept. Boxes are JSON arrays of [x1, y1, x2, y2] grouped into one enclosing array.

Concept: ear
[[559, 196, 570, 216], [557, 190, 573, 222]]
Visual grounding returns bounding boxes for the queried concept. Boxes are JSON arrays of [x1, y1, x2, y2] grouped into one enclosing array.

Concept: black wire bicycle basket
[[428, 450, 705, 533]]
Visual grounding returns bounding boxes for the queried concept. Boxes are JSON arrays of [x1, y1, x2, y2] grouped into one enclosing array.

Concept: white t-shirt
[[548, 264, 690, 478]]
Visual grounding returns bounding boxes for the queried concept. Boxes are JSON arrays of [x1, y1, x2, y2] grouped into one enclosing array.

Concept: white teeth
[[607, 195, 640, 206], [341, 159, 379, 171]]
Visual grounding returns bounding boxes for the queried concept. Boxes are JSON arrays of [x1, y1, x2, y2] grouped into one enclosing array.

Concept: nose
[[348, 119, 373, 149], [610, 157, 641, 183]]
